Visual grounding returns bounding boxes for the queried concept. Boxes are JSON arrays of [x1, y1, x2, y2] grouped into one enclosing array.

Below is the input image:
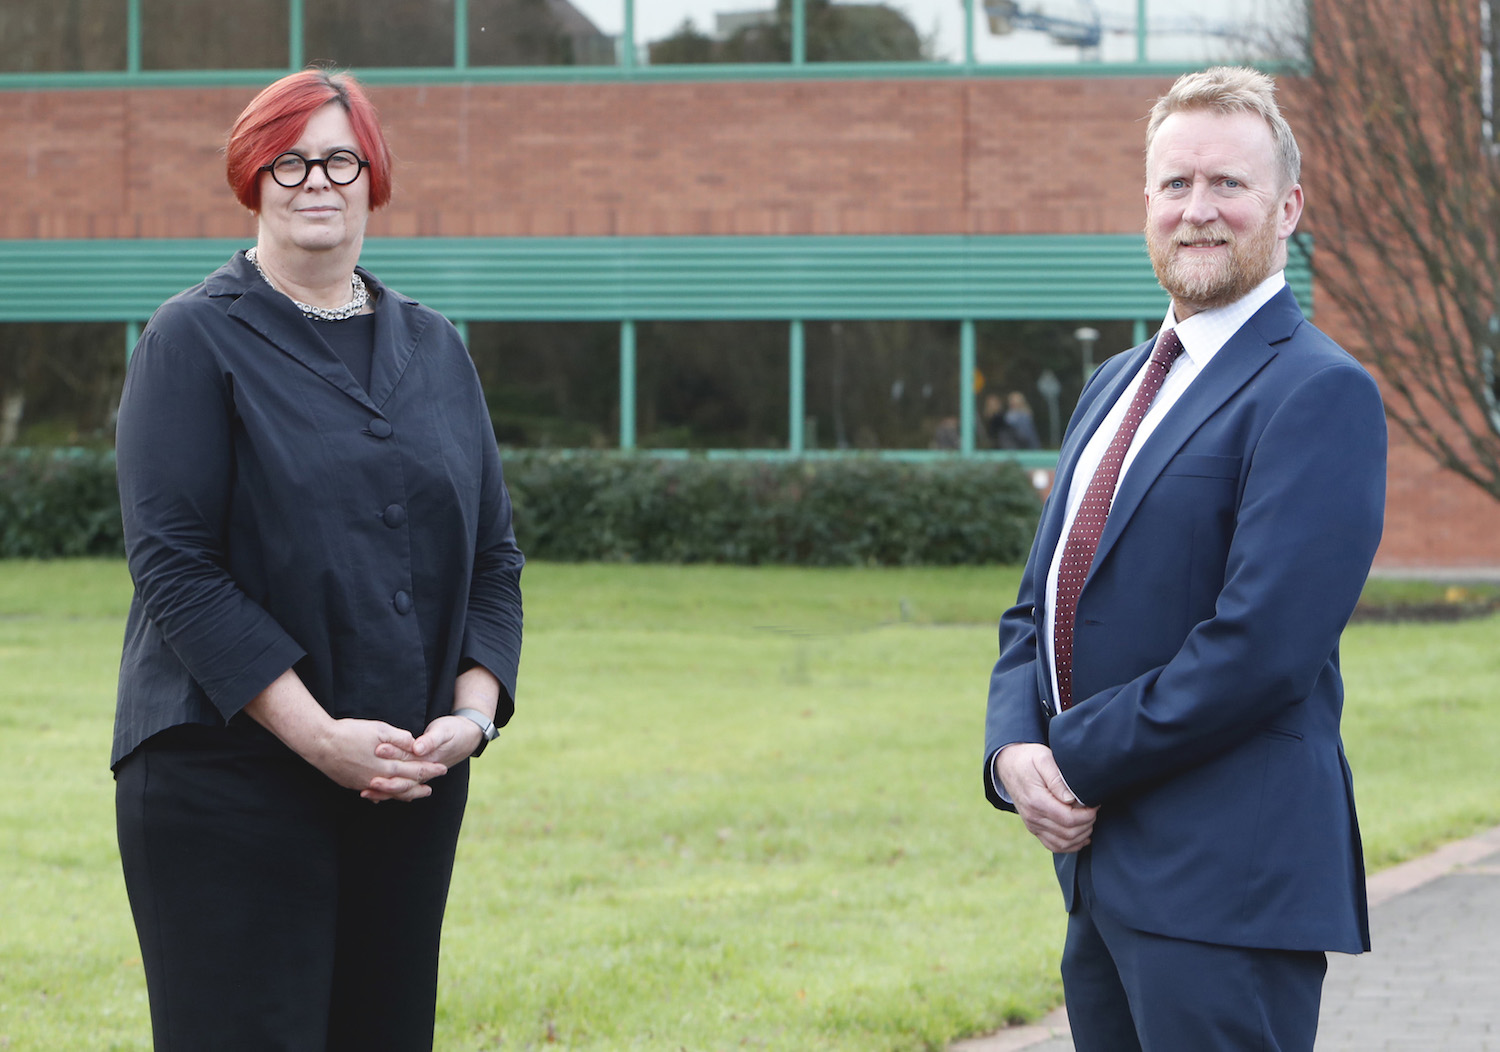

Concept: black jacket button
[[393, 590, 413, 614], [368, 419, 393, 438], [383, 504, 407, 528]]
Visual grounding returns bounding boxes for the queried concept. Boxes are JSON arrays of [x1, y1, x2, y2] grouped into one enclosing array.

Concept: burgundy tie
[[1053, 329, 1185, 711]]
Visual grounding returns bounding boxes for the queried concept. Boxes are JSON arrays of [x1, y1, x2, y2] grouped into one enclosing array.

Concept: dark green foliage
[[0, 450, 123, 558], [0, 450, 1041, 564], [502, 452, 1041, 565]]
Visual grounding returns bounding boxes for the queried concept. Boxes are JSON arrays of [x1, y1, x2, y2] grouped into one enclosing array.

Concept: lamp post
[[1074, 326, 1100, 383], [1036, 369, 1062, 449]]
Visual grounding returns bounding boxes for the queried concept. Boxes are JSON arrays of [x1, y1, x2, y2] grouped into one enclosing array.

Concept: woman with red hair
[[112, 69, 523, 1051]]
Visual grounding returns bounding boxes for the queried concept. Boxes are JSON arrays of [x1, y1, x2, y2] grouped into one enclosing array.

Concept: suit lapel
[[1088, 287, 1304, 573]]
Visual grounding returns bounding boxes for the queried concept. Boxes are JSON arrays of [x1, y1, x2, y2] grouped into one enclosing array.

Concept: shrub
[[502, 452, 1041, 565], [0, 449, 124, 558], [0, 449, 1042, 565]]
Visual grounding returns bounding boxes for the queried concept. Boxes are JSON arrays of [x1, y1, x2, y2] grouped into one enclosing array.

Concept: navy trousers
[[1062, 849, 1327, 1052], [115, 720, 469, 1052]]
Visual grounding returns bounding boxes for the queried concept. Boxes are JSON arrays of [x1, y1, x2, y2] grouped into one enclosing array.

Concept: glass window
[[635, 321, 789, 449], [895, 0, 973, 63], [141, 0, 288, 70], [0, 0, 126, 72], [805, 0, 938, 62], [644, 2, 784, 64], [634, 0, 735, 56], [803, 320, 958, 450], [973, 0, 1303, 65], [466, 322, 619, 448], [1142, 0, 1305, 64], [973, 0, 1137, 64], [645, 0, 938, 64], [972, 319, 1136, 449], [469, 0, 619, 66], [0, 324, 126, 449], [304, 0, 455, 68]]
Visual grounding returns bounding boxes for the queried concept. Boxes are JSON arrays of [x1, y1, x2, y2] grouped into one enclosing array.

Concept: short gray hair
[[1145, 66, 1301, 189]]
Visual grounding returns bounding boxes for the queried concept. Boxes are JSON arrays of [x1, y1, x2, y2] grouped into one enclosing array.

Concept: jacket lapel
[[362, 270, 427, 411], [1088, 287, 1305, 573], [212, 253, 431, 414], [217, 253, 378, 412]]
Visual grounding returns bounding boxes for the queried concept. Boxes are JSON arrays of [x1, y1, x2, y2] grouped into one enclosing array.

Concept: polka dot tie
[[1053, 328, 1184, 712]]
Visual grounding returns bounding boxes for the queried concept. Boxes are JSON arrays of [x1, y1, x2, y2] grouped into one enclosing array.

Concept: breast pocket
[[1149, 453, 1242, 624], [1161, 453, 1242, 480]]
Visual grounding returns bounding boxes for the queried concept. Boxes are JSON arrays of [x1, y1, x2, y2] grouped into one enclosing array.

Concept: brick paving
[[953, 825, 1500, 1052]]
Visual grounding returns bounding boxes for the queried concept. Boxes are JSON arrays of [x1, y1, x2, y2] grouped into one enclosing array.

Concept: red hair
[[225, 69, 393, 212]]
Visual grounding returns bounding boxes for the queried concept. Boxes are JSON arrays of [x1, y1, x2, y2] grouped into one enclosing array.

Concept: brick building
[[2, 0, 1496, 569]]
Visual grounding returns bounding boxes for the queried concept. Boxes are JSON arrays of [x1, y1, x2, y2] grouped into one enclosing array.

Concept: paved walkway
[[952, 824, 1500, 1052]]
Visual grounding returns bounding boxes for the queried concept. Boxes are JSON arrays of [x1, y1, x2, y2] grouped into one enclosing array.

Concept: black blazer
[[113, 252, 523, 767]]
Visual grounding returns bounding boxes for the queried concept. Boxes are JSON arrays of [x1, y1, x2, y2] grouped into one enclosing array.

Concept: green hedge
[[504, 452, 1041, 565], [0, 449, 1042, 565], [0, 450, 124, 558]]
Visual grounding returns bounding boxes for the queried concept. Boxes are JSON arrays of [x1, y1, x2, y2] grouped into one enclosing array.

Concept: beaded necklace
[[246, 247, 368, 321]]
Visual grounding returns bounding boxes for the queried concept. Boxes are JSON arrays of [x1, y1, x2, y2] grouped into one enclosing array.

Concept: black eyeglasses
[[259, 150, 369, 188]]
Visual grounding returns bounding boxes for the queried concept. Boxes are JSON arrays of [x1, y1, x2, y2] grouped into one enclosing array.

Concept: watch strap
[[452, 707, 499, 757]]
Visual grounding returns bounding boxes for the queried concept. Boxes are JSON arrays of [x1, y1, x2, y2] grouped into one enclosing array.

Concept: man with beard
[[983, 67, 1386, 1051]]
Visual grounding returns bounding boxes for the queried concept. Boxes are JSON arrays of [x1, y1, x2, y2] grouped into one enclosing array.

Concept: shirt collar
[[1158, 270, 1286, 368]]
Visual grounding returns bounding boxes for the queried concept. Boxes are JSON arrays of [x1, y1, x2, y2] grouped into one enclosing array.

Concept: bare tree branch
[[1288, 0, 1500, 501]]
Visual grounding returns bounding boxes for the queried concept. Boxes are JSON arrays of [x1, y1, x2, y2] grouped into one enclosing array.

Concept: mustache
[[1170, 225, 1234, 246]]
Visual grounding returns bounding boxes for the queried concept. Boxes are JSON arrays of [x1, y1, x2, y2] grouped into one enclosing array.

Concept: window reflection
[[647, 9, 782, 64], [142, 0, 287, 69], [0, 0, 126, 72], [803, 0, 928, 61], [646, 0, 934, 63], [304, 0, 455, 68], [467, 322, 619, 448], [892, 0, 973, 63], [973, 319, 1135, 449], [0, 0, 1307, 74], [635, 321, 788, 449], [1142, 0, 1304, 63], [0, 317, 1158, 454], [804, 321, 959, 451], [469, 0, 618, 66], [0, 324, 125, 448], [975, 0, 1303, 64], [640, 0, 1302, 67]]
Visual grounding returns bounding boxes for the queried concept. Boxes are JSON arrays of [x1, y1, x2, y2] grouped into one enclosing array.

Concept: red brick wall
[[4, 76, 1495, 569], [1379, 428, 1500, 570], [3, 78, 1164, 239], [1307, 283, 1500, 572]]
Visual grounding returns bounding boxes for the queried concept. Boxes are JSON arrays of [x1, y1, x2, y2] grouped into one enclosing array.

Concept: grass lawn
[[0, 560, 1496, 1051]]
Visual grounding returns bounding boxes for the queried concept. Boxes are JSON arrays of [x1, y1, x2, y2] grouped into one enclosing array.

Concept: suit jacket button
[[367, 419, 393, 438], [383, 503, 407, 528], [393, 590, 413, 614]]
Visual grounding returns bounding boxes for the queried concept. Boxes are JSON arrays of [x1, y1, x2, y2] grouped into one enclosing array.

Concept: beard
[[1147, 206, 1281, 315]]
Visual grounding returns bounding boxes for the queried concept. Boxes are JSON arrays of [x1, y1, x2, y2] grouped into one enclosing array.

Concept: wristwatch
[[452, 708, 500, 757]]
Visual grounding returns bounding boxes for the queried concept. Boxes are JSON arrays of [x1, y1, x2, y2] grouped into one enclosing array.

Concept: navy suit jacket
[[984, 287, 1385, 954]]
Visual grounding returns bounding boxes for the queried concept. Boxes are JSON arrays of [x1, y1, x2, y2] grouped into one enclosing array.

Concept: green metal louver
[[0, 234, 1312, 323]]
